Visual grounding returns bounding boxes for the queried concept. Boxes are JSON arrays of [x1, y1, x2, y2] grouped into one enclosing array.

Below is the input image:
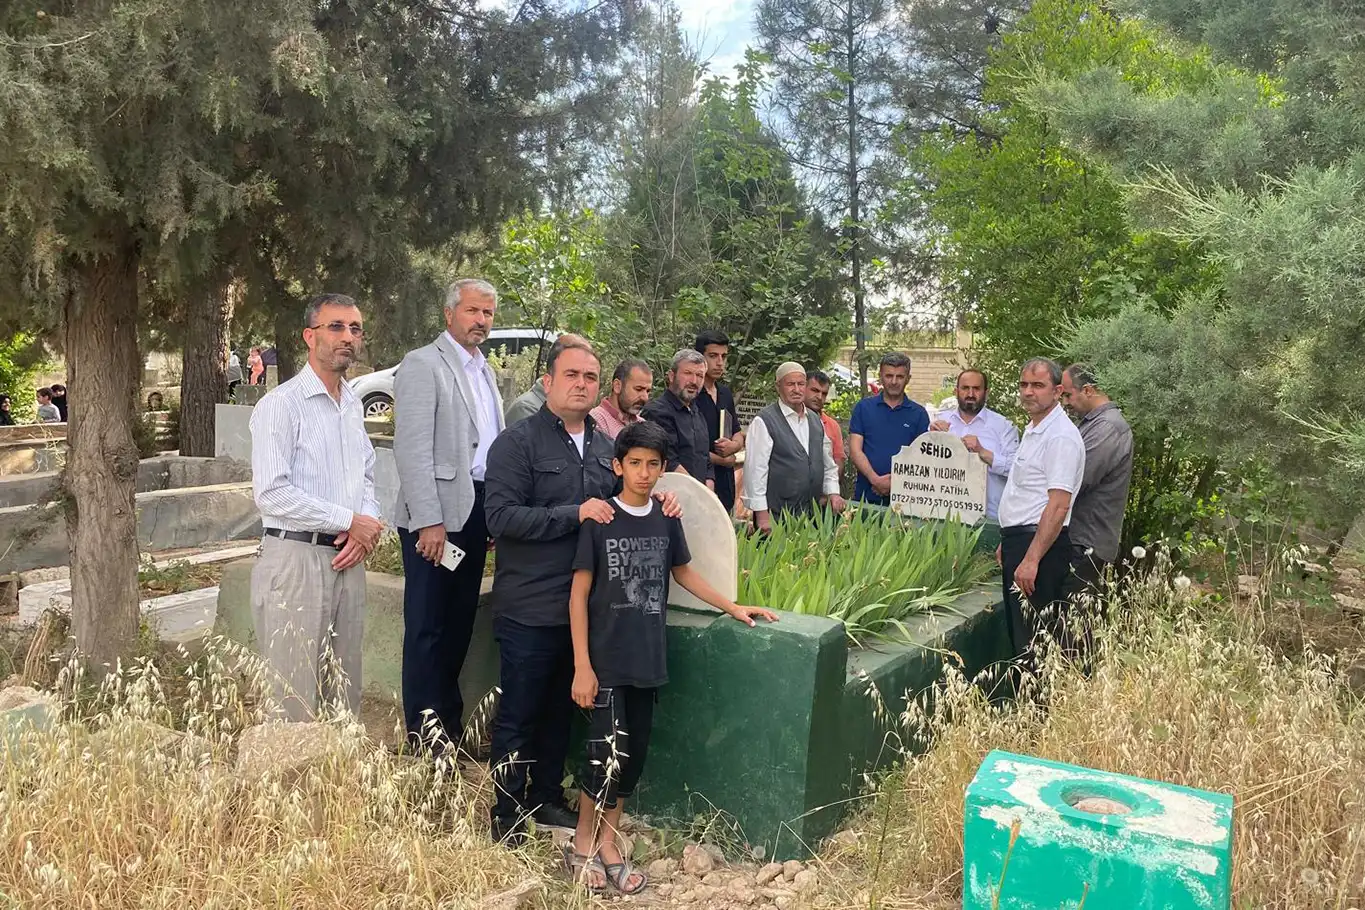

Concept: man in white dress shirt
[[995, 358, 1086, 663], [250, 293, 383, 721], [743, 362, 845, 532], [931, 369, 1019, 522], [393, 278, 506, 753]]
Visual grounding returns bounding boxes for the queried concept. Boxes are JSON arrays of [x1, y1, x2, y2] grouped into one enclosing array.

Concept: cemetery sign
[[890, 431, 987, 525]]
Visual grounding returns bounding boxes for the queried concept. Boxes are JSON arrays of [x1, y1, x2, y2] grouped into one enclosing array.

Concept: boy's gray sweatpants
[[250, 535, 365, 721]]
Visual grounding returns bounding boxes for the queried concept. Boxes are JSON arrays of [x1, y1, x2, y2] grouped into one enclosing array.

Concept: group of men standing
[[246, 278, 1133, 841]]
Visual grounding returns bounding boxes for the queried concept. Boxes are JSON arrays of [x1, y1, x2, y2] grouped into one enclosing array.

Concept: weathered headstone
[[889, 431, 987, 524], [214, 403, 255, 461], [653, 473, 736, 612], [964, 750, 1233, 910], [236, 384, 265, 406]]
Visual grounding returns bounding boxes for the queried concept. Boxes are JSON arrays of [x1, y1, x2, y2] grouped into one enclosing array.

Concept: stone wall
[[0, 456, 257, 573]]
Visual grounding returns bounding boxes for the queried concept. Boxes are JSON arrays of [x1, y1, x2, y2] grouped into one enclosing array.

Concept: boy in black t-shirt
[[565, 422, 777, 895]]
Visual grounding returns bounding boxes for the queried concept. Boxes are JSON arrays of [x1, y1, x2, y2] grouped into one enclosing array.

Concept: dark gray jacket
[[1070, 402, 1134, 563]]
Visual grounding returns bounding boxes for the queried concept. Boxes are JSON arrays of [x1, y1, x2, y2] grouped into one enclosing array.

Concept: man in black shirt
[[693, 330, 744, 514], [483, 338, 682, 843], [641, 349, 715, 490]]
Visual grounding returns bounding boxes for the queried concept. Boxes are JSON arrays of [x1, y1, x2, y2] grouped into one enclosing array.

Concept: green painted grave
[[963, 750, 1234, 910], [214, 518, 1012, 860]]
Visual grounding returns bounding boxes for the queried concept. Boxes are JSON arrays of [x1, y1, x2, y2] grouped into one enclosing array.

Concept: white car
[[350, 327, 560, 418]]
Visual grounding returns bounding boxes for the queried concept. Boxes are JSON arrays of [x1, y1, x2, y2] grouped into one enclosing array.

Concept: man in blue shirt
[[849, 352, 930, 505]]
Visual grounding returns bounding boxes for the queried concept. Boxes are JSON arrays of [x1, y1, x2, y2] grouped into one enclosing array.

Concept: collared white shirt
[[997, 402, 1085, 528], [941, 407, 1020, 521], [447, 331, 501, 481], [743, 401, 840, 513], [250, 364, 381, 533]]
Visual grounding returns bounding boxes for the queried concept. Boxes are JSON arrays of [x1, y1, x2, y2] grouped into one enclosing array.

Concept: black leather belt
[[264, 527, 339, 547], [1000, 524, 1068, 538]]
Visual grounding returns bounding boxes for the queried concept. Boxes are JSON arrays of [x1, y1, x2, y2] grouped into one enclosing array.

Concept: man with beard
[[931, 369, 1019, 522], [1060, 363, 1134, 587], [849, 352, 930, 505], [744, 362, 845, 529], [996, 358, 1085, 664], [392, 279, 506, 754], [693, 330, 744, 513], [590, 358, 652, 440], [250, 293, 383, 721], [641, 349, 715, 491]]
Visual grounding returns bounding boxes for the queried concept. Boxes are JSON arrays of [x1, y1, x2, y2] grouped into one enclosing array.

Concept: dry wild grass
[[837, 548, 1365, 910], [0, 639, 570, 910]]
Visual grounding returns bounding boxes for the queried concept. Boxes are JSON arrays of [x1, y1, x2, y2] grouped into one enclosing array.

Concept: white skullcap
[[775, 361, 806, 382]]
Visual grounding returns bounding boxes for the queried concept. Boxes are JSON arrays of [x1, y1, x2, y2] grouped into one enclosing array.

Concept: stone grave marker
[[215, 403, 256, 461], [235, 384, 265, 406], [964, 750, 1233, 909], [653, 472, 736, 612], [889, 430, 986, 525]]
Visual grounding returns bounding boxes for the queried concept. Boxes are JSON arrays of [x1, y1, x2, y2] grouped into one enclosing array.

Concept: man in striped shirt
[[250, 293, 383, 721]]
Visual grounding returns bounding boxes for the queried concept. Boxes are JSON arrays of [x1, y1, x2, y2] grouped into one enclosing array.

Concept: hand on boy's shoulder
[[579, 498, 615, 525], [653, 489, 683, 518]]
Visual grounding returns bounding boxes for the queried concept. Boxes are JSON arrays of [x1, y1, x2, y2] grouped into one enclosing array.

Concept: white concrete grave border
[[17, 544, 259, 642]]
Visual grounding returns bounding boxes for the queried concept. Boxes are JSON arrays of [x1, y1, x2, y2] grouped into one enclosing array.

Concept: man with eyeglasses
[[249, 293, 384, 721]]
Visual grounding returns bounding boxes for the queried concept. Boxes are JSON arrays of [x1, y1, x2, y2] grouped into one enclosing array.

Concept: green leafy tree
[[600, 43, 847, 391], [0, 0, 342, 666], [482, 209, 618, 374], [676, 59, 848, 390], [1018, 0, 1365, 525], [901, 0, 1227, 551], [0, 334, 47, 423], [755, 0, 904, 389]]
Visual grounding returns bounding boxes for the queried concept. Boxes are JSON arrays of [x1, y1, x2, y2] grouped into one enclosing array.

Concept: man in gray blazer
[[393, 278, 506, 754]]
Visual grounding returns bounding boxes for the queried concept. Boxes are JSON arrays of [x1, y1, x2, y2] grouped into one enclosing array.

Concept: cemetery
[[3, 0, 1365, 905], [6, 392, 1337, 909]]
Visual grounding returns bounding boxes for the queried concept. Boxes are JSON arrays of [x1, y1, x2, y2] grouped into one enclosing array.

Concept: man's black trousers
[[999, 525, 1077, 662], [399, 482, 489, 750], [488, 616, 575, 822]]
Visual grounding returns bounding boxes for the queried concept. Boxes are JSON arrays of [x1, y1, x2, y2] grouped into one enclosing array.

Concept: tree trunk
[[274, 303, 303, 382], [65, 241, 143, 671], [179, 277, 234, 456], [846, 3, 867, 394]]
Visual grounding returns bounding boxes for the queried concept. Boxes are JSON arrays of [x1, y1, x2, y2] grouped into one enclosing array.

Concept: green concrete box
[[216, 561, 1012, 860], [964, 750, 1234, 910]]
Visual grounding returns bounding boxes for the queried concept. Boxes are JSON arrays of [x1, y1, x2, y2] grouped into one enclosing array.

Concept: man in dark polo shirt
[[1061, 363, 1134, 590], [849, 351, 930, 504], [693, 330, 744, 513], [483, 337, 681, 843], [641, 348, 715, 490]]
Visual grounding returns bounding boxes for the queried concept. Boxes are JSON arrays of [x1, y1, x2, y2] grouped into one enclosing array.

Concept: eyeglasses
[[308, 321, 365, 337]]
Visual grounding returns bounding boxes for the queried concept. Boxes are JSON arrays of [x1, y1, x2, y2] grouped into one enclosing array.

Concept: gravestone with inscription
[[653, 472, 737, 612], [890, 431, 987, 525]]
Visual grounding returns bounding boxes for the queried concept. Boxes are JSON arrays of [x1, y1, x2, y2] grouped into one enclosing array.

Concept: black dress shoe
[[530, 801, 579, 831]]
